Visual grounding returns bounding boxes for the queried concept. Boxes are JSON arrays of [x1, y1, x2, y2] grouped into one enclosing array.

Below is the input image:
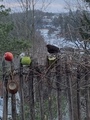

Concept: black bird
[[46, 44, 60, 54]]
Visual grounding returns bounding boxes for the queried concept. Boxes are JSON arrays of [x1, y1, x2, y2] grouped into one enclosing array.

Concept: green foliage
[[79, 11, 90, 41], [79, 28, 90, 40], [34, 95, 67, 120], [24, 104, 30, 119], [0, 4, 14, 54], [0, 4, 31, 55], [10, 38, 31, 55], [35, 102, 41, 120], [61, 95, 67, 116], [12, 94, 67, 120], [0, 5, 11, 17], [16, 104, 30, 120], [0, 38, 31, 55], [0, 23, 13, 39]]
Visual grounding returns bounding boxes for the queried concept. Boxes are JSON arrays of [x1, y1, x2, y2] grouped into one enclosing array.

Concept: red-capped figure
[[4, 52, 13, 61]]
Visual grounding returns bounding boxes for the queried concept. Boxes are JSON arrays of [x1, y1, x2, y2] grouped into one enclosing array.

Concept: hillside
[[1, 5, 90, 120], [9, 10, 88, 52]]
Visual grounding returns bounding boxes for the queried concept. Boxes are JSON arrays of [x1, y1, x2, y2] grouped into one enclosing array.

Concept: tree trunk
[[28, 62, 35, 120], [19, 60, 25, 120], [3, 77, 8, 120], [47, 59, 53, 120], [77, 65, 81, 120], [65, 57, 74, 120], [84, 58, 90, 120], [11, 61, 17, 120], [55, 56, 62, 120], [11, 94, 16, 120], [2, 59, 8, 120], [36, 65, 44, 120]]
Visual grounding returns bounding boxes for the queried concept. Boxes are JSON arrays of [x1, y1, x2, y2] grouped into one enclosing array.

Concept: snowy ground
[[39, 28, 87, 120], [0, 92, 20, 119], [39, 28, 76, 48], [39, 28, 74, 120], [39, 28, 87, 51]]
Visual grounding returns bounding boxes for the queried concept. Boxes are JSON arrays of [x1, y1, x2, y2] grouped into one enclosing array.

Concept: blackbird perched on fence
[[46, 44, 60, 54]]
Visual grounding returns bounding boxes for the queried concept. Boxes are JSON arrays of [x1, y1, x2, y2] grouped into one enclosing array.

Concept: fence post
[[84, 57, 90, 120], [55, 55, 62, 120], [35, 64, 44, 120], [2, 59, 8, 120], [46, 56, 54, 120], [28, 61, 35, 120], [19, 59, 25, 120], [77, 65, 81, 120], [65, 57, 74, 120], [10, 61, 17, 120]]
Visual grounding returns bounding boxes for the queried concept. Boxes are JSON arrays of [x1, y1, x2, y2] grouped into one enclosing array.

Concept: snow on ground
[[0, 98, 3, 119], [0, 92, 20, 119], [39, 28, 87, 120], [39, 28, 77, 48]]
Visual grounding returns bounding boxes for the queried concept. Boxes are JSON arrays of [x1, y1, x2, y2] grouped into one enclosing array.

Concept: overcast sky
[[0, 0, 84, 13]]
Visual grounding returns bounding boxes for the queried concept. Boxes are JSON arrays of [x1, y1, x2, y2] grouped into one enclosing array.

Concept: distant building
[[42, 16, 52, 24]]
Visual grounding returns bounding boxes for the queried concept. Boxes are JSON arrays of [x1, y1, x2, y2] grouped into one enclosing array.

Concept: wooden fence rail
[[2, 54, 90, 120]]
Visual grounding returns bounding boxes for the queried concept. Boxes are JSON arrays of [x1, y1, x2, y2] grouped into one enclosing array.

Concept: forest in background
[[1, 3, 90, 56], [1, 0, 90, 120]]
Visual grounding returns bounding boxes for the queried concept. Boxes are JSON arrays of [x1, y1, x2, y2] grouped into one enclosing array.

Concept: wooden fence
[[2, 53, 90, 120]]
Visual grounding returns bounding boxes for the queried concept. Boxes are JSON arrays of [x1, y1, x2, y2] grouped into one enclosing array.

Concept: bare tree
[[65, 57, 74, 120]]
